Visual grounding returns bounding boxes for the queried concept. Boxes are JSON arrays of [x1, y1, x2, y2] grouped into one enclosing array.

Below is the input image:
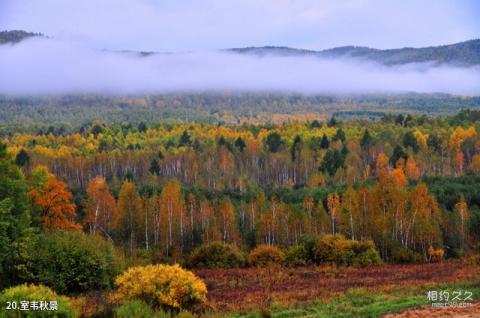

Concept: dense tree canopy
[[0, 143, 31, 289], [0, 108, 479, 290]]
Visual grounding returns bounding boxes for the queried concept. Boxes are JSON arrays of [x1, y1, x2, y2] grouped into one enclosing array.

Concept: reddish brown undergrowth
[[194, 260, 480, 312]]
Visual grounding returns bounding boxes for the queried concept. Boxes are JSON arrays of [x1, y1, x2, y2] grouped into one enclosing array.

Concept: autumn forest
[[2, 0, 480, 316], [1, 95, 480, 317]]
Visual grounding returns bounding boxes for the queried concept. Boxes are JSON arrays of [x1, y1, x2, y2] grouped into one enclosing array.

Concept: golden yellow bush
[[0, 284, 77, 318], [113, 264, 207, 311], [248, 245, 285, 267]]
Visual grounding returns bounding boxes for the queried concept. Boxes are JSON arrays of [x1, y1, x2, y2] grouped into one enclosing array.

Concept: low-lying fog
[[1, 38, 479, 95]]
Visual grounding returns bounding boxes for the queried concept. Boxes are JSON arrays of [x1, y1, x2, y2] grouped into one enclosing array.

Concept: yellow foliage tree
[[449, 126, 476, 151], [159, 179, 185, 256], [327, 192, 340, 235], [470, 154, 480, 174], [413, 129, 428, 151], [115, 180, 142, 254], [217, 198, 238, 244]]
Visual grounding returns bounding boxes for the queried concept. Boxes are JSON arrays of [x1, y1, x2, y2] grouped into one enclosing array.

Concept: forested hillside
[[2, 1, 479, 316], [1, 70, 479, 318], [1, 94, 480, 134], [232, 39, 480, 66], [0, 30, 42, 44], [2, 29, 478, 66], [319, 39, 480, 66], [2, 109, 480, 265]]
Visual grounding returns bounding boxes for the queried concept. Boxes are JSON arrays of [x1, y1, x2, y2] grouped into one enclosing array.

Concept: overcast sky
[[1, 0, 479, 95], [1, 0, 479, 51]]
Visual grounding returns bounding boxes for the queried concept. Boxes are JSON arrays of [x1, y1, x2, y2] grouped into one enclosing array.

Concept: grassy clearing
[[230, 281, 480, 318], [198, 260, 480, 312]]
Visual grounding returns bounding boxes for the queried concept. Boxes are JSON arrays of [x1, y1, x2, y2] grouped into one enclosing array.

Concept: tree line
[[2, 110, 479, 266]]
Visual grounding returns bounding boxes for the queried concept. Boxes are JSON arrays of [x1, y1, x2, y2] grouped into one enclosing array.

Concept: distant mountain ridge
[[0, 30, 43, 44], [231, 39, 480, 66], [1, 29, 479, 66]]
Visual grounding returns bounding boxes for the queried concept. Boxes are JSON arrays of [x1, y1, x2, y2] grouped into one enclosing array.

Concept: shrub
[[114, 264, 207, 312], [350, 240, 382, 266], [259, 307, 273, 318], [466, 255, 480, 265], [177, 311, 196, 318], [284, 245, 307, 266], [0, 284, 77, 318], [68, 297, 87, 318], [188, 242, 245, 269], [116, 300, 166, 318], [446, 248, 465, 259], [313, 235, 381, 266], [28, 232, 119, 294], [428, 246, 445, 262], [70, 292, 114, 317], [391, 246, 423, 264], [298, 235, 320, 264], [247, 245, 285, 267], [313, 235, 353, 265]]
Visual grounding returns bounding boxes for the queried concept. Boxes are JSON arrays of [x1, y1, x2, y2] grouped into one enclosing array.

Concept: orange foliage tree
[[217, 198, 238, 245], [29, 175, 81, 231], [340, 186, 359, 240], [115, 180, 142, 254], [327, 193, 340, 236], [470, 154, 480, 174], [159, 179, 186, 256], [405, 156, 420, 180], [408, 183, 442, 258], [84, 176, 117, 239]]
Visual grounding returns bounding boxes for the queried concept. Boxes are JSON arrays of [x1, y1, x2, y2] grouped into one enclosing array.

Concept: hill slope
[[1, 29, 478, 66], [0, 30, 43, 44], [231, 39, 480, 66]]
